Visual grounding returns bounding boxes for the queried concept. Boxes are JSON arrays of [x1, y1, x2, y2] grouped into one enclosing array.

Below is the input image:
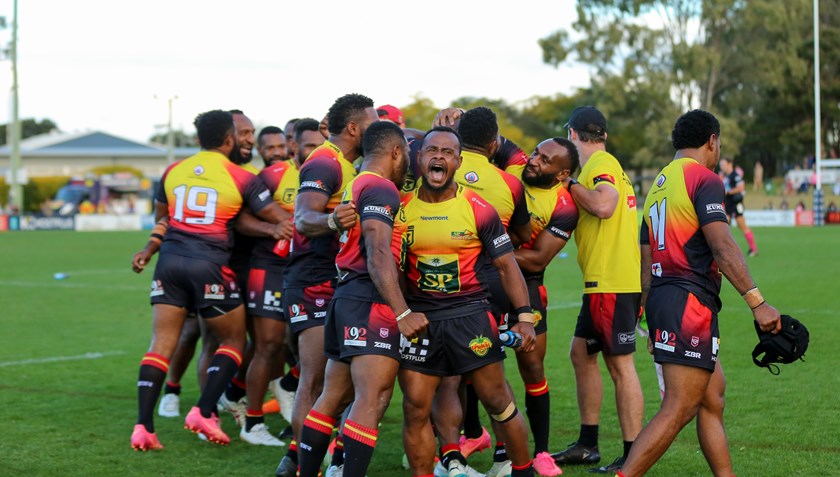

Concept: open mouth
[[428, 162, 446, 182]]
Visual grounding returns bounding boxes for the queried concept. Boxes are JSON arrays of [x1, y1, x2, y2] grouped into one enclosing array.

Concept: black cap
[[564, 106, 607, 135]]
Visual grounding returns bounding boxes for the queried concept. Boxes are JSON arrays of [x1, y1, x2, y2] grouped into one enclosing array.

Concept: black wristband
[[514, 306, 532, 315], [150, 233, 164, 242]]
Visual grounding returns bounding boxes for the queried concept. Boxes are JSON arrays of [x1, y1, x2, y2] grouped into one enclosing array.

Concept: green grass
[[0, 227, 838, 476]]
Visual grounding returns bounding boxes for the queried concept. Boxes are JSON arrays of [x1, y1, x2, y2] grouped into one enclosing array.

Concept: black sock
[[198, 346, 242, 417], [279, 370, 299, 392], [285, 440, 299, 463], [244, 410, 264, 432], [511, 462, 535, 477], [579, 424, 599, 448], [163, 381, 181, 395], [623, 440, 633, 458], [137, 353, 169, 433], [342, 419, 378, 475], [225, 377, 247, 402], [441, 444, 467, 468], [330, 435, 345, 467], [525, 379, 550, 454], [298, 410, 336, 477], [493, 442, 508, 463], [463, 384, 483, 439]]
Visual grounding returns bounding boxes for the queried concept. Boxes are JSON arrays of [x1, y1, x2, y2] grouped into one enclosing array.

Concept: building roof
[[0, 130, 198, 157]]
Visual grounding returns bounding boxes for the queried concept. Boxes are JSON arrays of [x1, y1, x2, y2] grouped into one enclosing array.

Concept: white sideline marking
[[0, 351, 126, 368]]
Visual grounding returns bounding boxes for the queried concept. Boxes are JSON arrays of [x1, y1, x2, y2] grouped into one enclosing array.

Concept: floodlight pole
[[7, 0, 21, 212], [166, 96, 178, 164], [813, 0, 824, 226]]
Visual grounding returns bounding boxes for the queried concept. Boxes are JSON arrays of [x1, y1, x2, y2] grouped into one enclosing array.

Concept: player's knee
[[489, 401, 519, 424], [402, 395, 431, 425]]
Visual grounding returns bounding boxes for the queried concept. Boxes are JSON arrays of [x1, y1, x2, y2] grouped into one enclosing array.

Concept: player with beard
[[296, 121, 427, 477], [218, 109, 264, 430], [398, 127, 537, 477], [130, 110, 289, 450], [488, 137, 580, 477], [276, 94, 378, 477], [258, 126, 290, 168]]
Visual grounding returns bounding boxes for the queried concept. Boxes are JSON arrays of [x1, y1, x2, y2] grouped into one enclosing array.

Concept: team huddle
[[129, 94, 782, 477]]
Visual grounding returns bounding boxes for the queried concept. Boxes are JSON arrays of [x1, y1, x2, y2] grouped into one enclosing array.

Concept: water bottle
[[500, 331, 522, 349]]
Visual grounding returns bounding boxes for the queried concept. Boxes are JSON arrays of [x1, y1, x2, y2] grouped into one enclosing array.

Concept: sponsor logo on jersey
[[469, 335, 493, 357], [450, 230, 475, 240], [282, 188, 295, 204], [150, 280, 164, 297], [204, 283, 225, 300], [706, 203, 726, 214], [652, 262, 663, 277], [194, 165, 205, 176], [656, 174, 666, 187], [533, 310, 543, 328], [264, 290, 282, 309], [344, 326, 367, 347], [549, 226, 570, 239], [379, 327, 390, 338], [374, 342, 391, 350], [258, 190, 271, 201], [685, 350, 701, 359], [300, 180, 327, 191], [492, 234, 511, 248], [627, 195, 636, 208], [363, 204, 393, 219], [420, 215, 448, 221], [315, 298, 326, 308], [691, 336, 700, 347], [417, 255, 461, 293], [464, 171, 479, 183], [400, 335, 430, 362], [289, 303, 308, 323]]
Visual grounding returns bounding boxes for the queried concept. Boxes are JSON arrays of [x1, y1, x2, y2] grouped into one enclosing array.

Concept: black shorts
[[399, 305, 505, 377], [323, 298, 401, 363], [647, 285, 719, 372], [574, 292, 640, 355], [284, 280, 335, 335], [247, 267, 285, 321], [725, 199, 745, 218], [507, 277, 548, 335], [479, 265, 510, 321], [150, 253, 241, 313]]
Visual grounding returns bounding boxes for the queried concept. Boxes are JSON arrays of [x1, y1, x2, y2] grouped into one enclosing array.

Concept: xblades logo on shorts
[[469, 335, 492, 357]]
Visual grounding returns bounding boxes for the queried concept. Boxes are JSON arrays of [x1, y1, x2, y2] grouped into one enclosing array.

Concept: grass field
[[0, 227, 838, 476]]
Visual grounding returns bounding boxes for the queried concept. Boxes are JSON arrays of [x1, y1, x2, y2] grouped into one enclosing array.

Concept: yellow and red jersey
[[641, 157, 729, 312], [397, 186, 514, 317], [250, 160, 299, 268], [456, 150, 529, 229], [519, 181, 579, 278], [155, 150, 273, 265], [574, 150, 641, 294], [334, 171, 402, 303], [285, 141, 358, 287]]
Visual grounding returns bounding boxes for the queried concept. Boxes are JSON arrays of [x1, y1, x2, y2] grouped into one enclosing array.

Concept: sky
[[0, 0, 590, 144]]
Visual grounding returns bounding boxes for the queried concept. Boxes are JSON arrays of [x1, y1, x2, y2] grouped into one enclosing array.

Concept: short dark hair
[[228, 109, 245, 116], [194, 110, 233, 150], [258, 126, 284, 147], [576, 130, 606, 144], [327, 93, 374, 135], [671, 109, 721, 150], [458, 107, 498, 150], [422, 126, 462, 153], [294, 118, 321, 143], [362, 121, 405, 157], [551, 137, 580, 174]]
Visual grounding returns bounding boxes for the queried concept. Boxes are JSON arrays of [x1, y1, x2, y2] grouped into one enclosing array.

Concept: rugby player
[[293, 118, 326, 167], [620, 109, 781, 477], [719, 157, 758, 257], [296, 121, 427, 477], [237, 125, 298, 446], [553, 106, 643, 474], [398, 126, 537, 477], [130, 109, 290, 450], [275, 94, 378, 476], [506, 137, 580, 476], [284, 118, 299, 164]]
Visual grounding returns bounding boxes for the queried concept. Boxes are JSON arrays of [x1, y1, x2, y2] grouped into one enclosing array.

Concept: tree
[[401, 94, 441, 131], [149, 129, 198, 148], [0, 118, 58, 144]]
